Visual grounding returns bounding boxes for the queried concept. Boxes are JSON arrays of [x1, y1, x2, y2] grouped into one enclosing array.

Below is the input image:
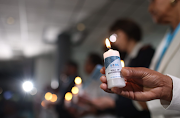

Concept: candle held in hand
[[64, 92, 73, 107], [103, 38, 126, 89]]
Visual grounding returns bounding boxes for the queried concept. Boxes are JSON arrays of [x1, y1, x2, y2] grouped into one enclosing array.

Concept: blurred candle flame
[[121, 60, 125, 67], [50, 94, 58, 102], [74, 77, 82, 85], [65, 92, 73, 101], [71, 86, 79, 95], [105, 38, 111, 49], [41, 100, 45, 107], [45, 92, 52, 100]]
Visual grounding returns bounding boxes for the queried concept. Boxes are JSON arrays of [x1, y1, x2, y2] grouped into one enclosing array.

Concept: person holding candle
[[100, 0, 180, 118], [70, 53, 116, 118], [101, 19, 155, 118], [55, 60, 78, 118]]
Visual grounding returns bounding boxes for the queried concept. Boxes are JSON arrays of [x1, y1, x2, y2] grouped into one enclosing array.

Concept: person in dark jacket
[[109, 18, 155, 118], [56, 61, 78, 118]]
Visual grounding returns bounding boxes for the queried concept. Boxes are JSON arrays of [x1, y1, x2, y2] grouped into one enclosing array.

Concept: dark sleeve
[[129, 46, 155, 68], [115, 96, 150, 118], [114, 46, 153, 118]]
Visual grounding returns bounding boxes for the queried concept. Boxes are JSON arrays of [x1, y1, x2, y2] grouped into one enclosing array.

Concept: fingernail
[[101, 76, 106, 79]]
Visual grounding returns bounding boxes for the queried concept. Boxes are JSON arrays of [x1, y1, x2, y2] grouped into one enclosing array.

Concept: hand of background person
[[91, 97, 115, 110], [100, 67, 173, 102]]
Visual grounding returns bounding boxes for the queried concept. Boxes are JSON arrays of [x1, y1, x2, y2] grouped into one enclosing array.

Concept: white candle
[[74, 77, 83, 96], [103, 38, 126, 89], [71, 86, 79, 103], [65, 100, 71, 108], [64, 92, 72, 108]]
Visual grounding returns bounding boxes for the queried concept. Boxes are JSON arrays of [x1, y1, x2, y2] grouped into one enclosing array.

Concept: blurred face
[[148, 0, 174, 24], [113, 30, 129, 52], [65, 65, 77, 76], [84, 58, 95, 75]]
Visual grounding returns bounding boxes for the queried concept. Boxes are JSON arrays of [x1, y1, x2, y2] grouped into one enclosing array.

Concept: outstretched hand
[[100, 67, 173, 102]]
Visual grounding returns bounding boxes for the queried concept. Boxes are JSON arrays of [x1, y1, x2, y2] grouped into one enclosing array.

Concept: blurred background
[[0, 0, 168, 118]]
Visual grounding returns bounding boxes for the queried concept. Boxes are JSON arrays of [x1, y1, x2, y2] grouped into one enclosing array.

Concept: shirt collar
[[128, 42, 143, 58]]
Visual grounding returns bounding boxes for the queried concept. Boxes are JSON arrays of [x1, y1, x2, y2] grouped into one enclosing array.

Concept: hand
[[91, 97, 115, 110], [100, 67, 173, 102]]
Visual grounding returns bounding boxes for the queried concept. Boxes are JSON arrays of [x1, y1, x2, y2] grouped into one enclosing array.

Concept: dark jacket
[[56, 75, 77, 118], [115, 45, 155, 118]]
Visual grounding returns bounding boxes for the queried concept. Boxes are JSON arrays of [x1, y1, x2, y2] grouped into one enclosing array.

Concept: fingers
[[100, 83, 113, 93], [100, 75, 113, 93], [121, 67, 149, 79], [100, 67, 105, 74], [100, 83, 108, 90], [111, 87, 121, 93], [100, 75, 107, 83]]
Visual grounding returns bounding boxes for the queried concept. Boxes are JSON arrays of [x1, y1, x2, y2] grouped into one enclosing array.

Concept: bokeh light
[[30, 88, 37, 95], [51, 80, 59, 89], [109, 34, 117, 43], [65, 92, 72, 101], [7, 17, 15, 25], [50, 94, 58, 102], [22, 81, 33, 92], [45, 92, 52, 100], [71, 86, 79, 95], [41, 100, 45, 107], [77, 23, 85, 31], [3, 91, 12, 100], [74, 77, 82, 85]]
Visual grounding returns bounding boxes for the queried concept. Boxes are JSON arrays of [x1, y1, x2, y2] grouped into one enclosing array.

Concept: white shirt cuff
[[160, 74, 180, 111]]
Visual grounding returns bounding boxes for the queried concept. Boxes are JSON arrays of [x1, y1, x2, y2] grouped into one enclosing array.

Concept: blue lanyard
[[83, 64, 103, 89], [155, 23, 180, 71]]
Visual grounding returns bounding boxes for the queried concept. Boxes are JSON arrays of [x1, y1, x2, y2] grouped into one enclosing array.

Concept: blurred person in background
[[71, 53, 116, 118], [146, 0, 180, 117], [105, 18, 155, 118], [110, 19, 155, 68], [2, 101, 18, 118], [55, 60, 78, 118]]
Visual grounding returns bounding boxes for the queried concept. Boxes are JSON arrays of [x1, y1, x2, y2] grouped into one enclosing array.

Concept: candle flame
[[74, 77, 82, 85], [105, 38, 111, 49], [50, 94, 58, 102], [65, 92, 73, 101], [41, 100, 45, 107], [121, 60, 125, 67], [45, 92, 52, 100], [71, 86, 79, 95]]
